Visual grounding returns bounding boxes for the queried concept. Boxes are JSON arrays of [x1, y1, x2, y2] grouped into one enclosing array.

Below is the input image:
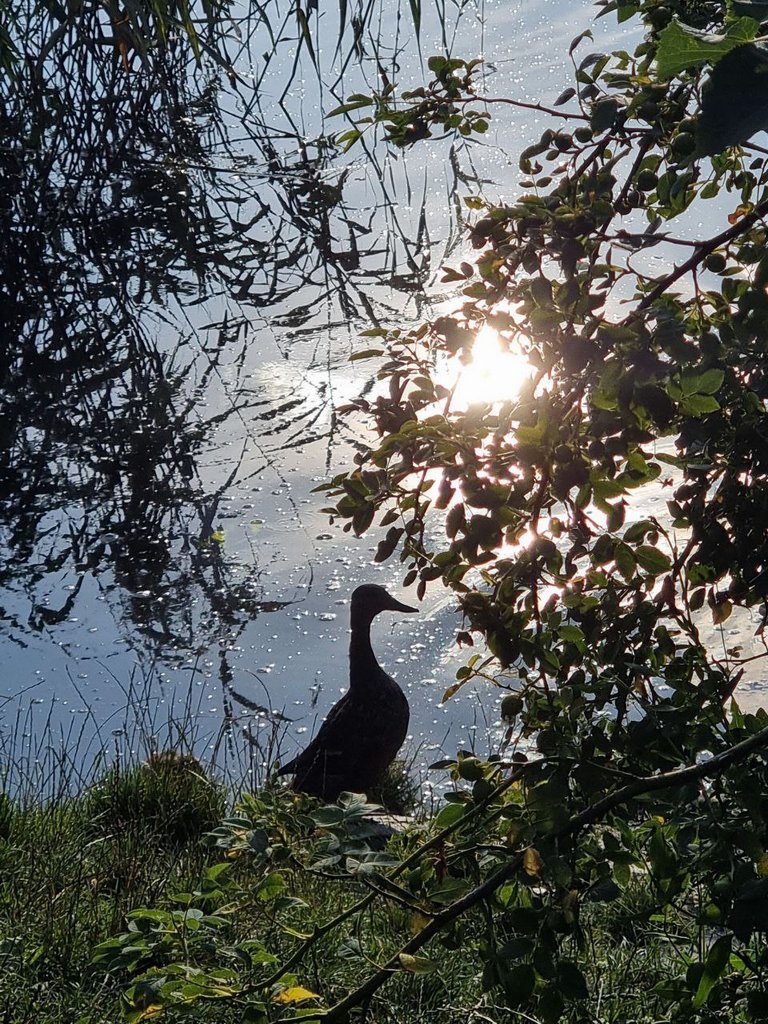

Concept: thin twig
[[635, 195, 768, 313], [277, 723, 768, 1022], [464, 95, 588, 122]]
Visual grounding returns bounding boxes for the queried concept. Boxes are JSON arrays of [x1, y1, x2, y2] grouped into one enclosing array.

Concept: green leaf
[[698, 42, 768, 155], [655, 17, 758, 80], [648, 829, 677, 879], [428, 877, 471, 904], [327, 97, 373, 117], [587, 877, 622, 902], [248, 828, 269, 855], [558, 624, 586, 645], [554, 87, 576, 106], [590, 96, 620, 132], [635, 546, 672, 575], [442, 677, 472, 702], [692, 934, 733, 1008], [623, 519, 655, 543], [558, 960, 589, 1000], [435, 802, 465, 828], [592, 533, 615, 565], [257, 872, 286, 902], [593, 478, 628, 501], [614, 542, 637, 581], [242, 1002, 268, 1024], [695, 368, 725, 394], [296, 7, 319, 71], [408, 0, 421, 36], [502, 963, 536, 1002], [681, 393, 720, 416], [310, 806, 344, 827], [336, 128, 362, 151], [681, 369, 717, 396], [338, 791, 377, 816]]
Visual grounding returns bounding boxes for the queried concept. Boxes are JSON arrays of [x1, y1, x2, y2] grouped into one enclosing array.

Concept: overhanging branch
[[278, 722, 768, 1023]]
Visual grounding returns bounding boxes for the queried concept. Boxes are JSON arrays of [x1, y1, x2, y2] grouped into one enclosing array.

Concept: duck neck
[[349, 611, 379, 689]]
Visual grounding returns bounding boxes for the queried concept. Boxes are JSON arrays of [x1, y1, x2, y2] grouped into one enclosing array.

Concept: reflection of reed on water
[[0, 0, 481, 686]]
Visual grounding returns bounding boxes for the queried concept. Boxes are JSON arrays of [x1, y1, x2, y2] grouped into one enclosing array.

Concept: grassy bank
[[0, 753, 224, 1022], [0, 746, 737, 1024]]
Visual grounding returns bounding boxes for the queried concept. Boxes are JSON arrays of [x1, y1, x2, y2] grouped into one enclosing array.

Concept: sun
[[450, 325, 533, 409]]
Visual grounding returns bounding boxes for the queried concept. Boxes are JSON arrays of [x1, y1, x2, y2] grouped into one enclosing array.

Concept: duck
[[277, 584, 417, 801]]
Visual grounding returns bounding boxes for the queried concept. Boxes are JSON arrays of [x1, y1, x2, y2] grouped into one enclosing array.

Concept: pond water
[[10, 0, 757, 794]]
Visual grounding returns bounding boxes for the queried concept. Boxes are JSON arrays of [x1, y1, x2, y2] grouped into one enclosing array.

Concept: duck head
[[350, 584, 418, 625]]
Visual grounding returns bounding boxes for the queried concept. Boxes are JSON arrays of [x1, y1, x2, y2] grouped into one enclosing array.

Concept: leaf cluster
[[326, 0, 768, 706], [330, 56, 489, 150], [97, 720, 768, 1023], [312, 0, 768, 1017]]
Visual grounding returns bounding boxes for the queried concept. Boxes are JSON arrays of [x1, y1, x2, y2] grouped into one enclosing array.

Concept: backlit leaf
[[523, 847, 544, 877], [635, 546, 672, 575], [399, 953, 438, 974], [655, 17, 758, 79], [698, 42, 768, 154], [272, 986, 321, 1004], [692, 934, 732, 1008]]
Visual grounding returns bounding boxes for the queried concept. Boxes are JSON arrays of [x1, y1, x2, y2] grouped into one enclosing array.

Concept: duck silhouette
[[278, 584, 417, 801]]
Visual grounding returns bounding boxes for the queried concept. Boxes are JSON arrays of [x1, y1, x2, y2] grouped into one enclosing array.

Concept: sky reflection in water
[[0, 1, 648, 791]]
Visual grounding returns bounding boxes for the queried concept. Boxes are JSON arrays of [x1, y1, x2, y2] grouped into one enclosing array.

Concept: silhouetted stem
[[276, 723, 768, 1023], [636, 194, 768, 313]]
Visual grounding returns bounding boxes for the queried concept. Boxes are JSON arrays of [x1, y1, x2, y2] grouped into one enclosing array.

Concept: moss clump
[[86, 751, 226, 844]]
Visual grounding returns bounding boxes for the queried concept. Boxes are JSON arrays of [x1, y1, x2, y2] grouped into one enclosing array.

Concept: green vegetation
[[7, 0, 768, 1022], [0, 755, 225, 1022], [86, 752, 227, 845], [319, 0, 768, 1019], [5, 754, 768, 1024], [368, 759, 420, 816]]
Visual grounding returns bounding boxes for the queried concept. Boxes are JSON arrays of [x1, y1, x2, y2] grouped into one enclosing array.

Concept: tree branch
[[468, 96, 588, 122], [636, 195, 768, 314], [278, 723, 768, 1023]]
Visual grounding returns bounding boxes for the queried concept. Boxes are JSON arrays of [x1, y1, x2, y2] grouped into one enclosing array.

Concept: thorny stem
[[466, 95, 588, 122]]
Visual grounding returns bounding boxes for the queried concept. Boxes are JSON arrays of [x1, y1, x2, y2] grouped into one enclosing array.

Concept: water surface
[[3, 0, 680, 788]]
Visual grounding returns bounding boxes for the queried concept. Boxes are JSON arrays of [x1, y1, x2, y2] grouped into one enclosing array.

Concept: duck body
[[278, 584, 416, 801]]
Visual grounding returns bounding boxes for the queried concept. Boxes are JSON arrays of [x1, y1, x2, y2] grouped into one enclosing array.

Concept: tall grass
[[0, 663, 290, 805], [0, 671, 236, 1016], [0, 669, 421, 1022], [0, 758, 224, 1021]]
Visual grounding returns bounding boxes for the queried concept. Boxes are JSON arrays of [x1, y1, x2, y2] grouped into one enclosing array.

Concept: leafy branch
[[305, 721, 768, 1023]]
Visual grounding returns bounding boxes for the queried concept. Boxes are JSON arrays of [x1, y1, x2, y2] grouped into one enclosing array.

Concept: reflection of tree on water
[[0, 1, 479, 711]]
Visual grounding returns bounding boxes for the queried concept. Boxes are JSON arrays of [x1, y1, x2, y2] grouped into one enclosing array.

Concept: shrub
[[368, 759, 419, 816]]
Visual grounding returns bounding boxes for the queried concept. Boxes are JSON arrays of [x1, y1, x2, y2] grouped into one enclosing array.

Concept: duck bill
[[388, 596, 418, 613]]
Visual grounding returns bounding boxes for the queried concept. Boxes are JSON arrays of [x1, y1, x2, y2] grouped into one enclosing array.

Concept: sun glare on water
[[450, 325, 533, 408]]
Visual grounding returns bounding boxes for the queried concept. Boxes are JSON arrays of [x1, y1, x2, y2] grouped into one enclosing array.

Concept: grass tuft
[[368, 758, 420, 815], [85, 750, 227, 845], [0, 790, 13, 840]]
